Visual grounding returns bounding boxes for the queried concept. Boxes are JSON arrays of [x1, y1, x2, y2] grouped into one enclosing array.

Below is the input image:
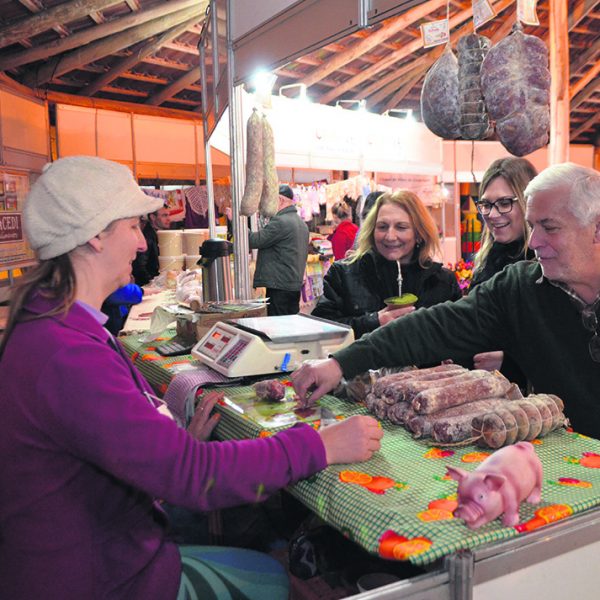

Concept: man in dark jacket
[[132, 204, 170, 285], [249, 185, 309, 316], [292, 163, 600, 440]]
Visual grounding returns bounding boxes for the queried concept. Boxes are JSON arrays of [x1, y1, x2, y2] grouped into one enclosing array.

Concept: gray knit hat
[[24, 156, 163, 260]]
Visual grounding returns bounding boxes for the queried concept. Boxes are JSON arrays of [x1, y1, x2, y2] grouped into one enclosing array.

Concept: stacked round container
[[156, 230, 184, 271], [182, 229, 210, 270]]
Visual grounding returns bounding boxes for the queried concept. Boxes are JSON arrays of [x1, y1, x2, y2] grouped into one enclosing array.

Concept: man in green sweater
[[292, 163, 600, 439]]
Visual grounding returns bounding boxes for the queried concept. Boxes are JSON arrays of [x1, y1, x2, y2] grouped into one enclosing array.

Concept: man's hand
[[378, 305, 415, 326], [188, 390, 222, 441], [291, 358, 343, 407], [473, 351, 504, 372], [318, 415, 383, 464]]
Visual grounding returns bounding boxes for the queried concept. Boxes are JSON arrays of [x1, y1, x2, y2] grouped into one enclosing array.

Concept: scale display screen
[[195, 325, 232, 359]]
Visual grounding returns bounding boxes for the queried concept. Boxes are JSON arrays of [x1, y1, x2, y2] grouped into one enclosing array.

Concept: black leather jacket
[[132, 221, 159, 286], [312, 250, 461, 338]]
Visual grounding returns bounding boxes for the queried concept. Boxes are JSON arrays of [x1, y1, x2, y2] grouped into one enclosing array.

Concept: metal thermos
[[197, 238, 234, 302]]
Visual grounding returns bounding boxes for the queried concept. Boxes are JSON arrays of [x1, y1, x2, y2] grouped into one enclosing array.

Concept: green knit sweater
[[333, 261, 600, 439]]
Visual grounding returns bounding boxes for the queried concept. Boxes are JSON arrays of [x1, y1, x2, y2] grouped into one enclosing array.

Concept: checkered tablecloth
[[120, 333, 600, 566]]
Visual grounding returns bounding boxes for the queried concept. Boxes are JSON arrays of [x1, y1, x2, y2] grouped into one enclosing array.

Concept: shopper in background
[[0, 156, 383, 600], [249, 184, 309, 316], [469, 157, 537, 386], [101, 281, 144, 335], [351, 190, 384, 252], [132, 203, 171, 285], [312, 190, 461, 338], [328, 200, 358, 260], [293, 163, 600, 441]]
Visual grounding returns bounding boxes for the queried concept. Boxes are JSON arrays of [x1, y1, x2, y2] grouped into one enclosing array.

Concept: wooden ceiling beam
[[80, 15, 199, 96], [140, 55, 196, 71], [22, 6, 201, 88], [160, 41, 199, 56], [0, 0, 123, 50], [570, 44, 600, 75], [365, 58, 431, 107], [17, 0, 70, 38], [568, 0, 599, 30], [570, 111, 600, 140], [570, 62, 600, 99], [382, 65, 429, 113], [0, 0, 199, 72], [146, 66, 200, 105], [300, 0, 448, 88], [44, 88, 202, 121], [125, 0, 140, 11], [318, 0, 514, 104], [572, 80, 600, 109]]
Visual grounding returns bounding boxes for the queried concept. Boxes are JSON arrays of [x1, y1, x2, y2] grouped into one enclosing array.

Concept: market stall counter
[[120, 333, 600, 599]]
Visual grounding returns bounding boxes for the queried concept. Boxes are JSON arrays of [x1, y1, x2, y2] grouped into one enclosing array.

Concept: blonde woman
[[470, 157, 537, 385], [313, 190, 460, 338]]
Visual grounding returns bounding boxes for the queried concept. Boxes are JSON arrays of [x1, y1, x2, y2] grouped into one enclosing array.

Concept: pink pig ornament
[[446, 441, 543, 529]]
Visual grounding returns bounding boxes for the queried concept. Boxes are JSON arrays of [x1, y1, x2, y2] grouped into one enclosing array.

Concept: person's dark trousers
[[266, 288, 301, 316]]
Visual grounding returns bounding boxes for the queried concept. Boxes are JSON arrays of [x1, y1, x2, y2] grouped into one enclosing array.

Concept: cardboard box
[[176, 304, 267, 342]]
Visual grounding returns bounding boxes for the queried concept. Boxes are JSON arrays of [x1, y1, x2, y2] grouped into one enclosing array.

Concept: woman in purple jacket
[[0, 156, 383, 600]]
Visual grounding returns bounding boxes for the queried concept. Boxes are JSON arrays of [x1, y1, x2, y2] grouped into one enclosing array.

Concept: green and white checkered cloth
[[120, 333, 600, 566]]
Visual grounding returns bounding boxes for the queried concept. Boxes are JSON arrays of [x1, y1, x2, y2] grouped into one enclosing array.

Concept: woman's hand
[[318, 415, 383, 464], [378, 305, 415, 326], [187, 390, 222, 441], [473, 351, 504, 372], [291, 358, 343, 407]]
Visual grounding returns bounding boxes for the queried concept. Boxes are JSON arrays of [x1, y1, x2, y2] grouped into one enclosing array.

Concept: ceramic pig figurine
[[446, 441, 543, 529]]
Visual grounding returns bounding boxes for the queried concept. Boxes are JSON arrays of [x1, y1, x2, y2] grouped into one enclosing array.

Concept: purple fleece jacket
[[0, 295, 327, 599]]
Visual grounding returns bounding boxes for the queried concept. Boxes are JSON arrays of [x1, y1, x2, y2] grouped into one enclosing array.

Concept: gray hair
[[524, 162, 600, 225]]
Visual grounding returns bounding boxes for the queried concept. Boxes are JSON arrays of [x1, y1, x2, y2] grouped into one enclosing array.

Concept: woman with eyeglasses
[[470, 157, 538, 384]]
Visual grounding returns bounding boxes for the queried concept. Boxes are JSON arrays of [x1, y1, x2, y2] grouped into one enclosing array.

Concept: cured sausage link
[[411, 372, 511, 414]]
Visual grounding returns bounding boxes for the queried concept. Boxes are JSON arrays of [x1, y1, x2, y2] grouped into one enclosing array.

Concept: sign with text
[[472, 0, 496, 29], [420, 19, 449, 48], [0, 170, 35, 269]]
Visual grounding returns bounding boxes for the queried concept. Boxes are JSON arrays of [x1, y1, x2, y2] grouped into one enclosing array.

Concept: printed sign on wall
[[0, 170, 35, 269]]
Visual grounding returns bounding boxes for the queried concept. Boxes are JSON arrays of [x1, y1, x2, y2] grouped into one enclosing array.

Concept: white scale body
[[191, 314, 354, 377]]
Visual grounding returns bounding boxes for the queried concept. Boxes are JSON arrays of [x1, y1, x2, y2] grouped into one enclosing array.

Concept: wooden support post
[[548, 0, 570, 164]]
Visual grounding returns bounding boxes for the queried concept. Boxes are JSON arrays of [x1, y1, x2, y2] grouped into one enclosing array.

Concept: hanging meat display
[[259, 114, 279, 217], [457, 33, 492, 140], [240, 108, 263, 216], [420, 45, 461, 140], [480, 23, 551, 156]]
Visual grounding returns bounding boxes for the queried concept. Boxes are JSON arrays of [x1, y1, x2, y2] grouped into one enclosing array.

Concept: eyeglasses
[[475, 196, 518, 216], [581, 308, 600, 362]]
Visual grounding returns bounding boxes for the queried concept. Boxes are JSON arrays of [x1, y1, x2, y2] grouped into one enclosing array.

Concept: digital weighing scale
[[191, 314, 354, 377]]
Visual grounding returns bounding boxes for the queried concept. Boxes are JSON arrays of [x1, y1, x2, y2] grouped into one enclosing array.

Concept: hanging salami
[[457, 33, 492, 140], [240, 109, 263, 216], [480, 23, 551, 156], [420, 45, 461, 140], [259, 114, 279, 218]]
